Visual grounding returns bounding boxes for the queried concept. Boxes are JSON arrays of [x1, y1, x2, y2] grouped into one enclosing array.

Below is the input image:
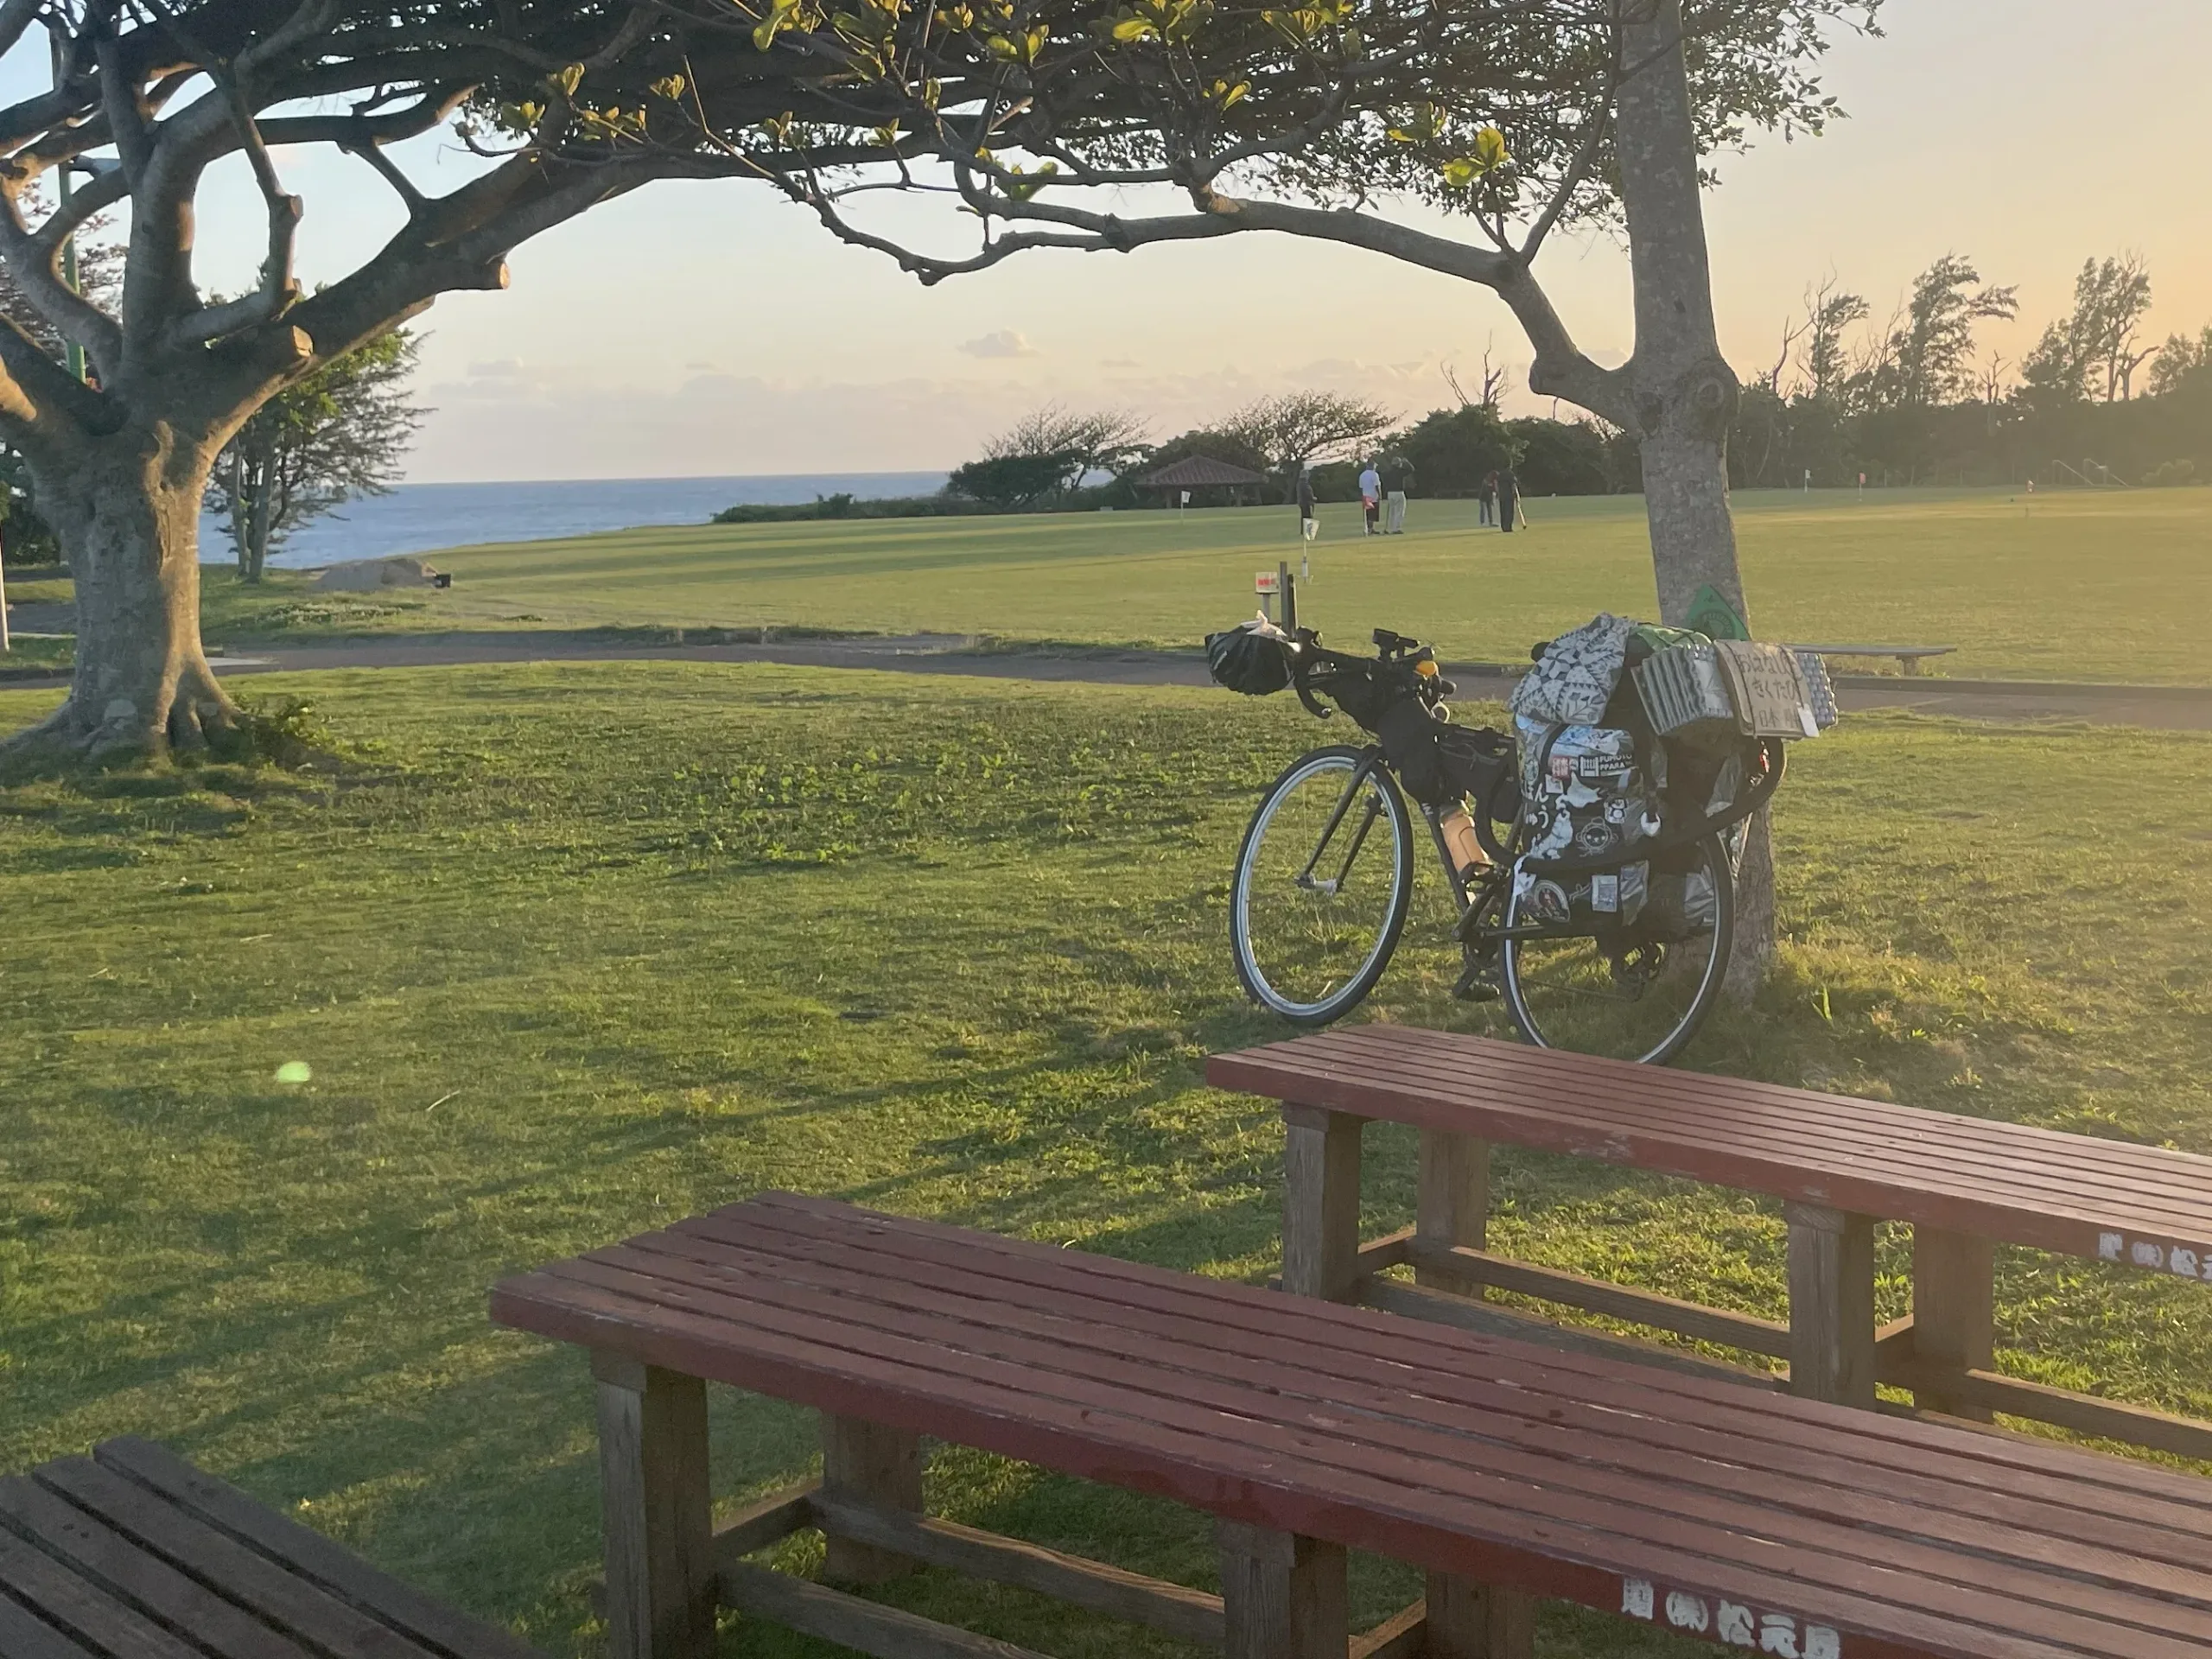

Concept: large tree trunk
[[10, 427, 238, 764], [1612, 0, 1774, 1000]]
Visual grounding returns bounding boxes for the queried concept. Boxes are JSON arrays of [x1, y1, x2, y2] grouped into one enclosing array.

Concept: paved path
[[7, 631, 2212, 730]]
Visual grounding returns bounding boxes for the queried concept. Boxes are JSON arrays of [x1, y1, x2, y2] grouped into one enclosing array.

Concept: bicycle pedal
[[1452, 962, 1502, 1003]]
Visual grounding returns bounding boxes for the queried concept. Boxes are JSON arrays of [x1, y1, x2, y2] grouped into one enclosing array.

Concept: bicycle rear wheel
[[1230, 747, 1415, 1026], [1499, 833, 1734, 1065]]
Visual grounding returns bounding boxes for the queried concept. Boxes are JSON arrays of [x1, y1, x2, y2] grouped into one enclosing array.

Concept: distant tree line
[[867, 251, 2210, 522], [924, 380, 1642, 517], [1732, 252, 2211, 490]]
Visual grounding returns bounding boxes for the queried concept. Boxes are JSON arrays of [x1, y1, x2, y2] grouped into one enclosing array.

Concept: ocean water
[[209, 473, 949, 570]]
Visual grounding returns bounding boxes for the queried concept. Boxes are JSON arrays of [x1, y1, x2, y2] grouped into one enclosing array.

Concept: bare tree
[[1796, 276, 1866, 406], [1218, 391, 1398, 493], [1442, 337, 1512, 409], [985, 402, 1150, 487]]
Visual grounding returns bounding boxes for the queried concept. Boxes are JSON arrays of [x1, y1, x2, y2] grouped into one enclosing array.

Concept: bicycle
[[1224, 625, 1783, 1065]]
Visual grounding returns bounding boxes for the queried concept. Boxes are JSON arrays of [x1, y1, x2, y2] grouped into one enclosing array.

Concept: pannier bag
[[1513, 861, 1651, 931], [1205, 617, 1293, 696], [1516, 720, 1662, 862]]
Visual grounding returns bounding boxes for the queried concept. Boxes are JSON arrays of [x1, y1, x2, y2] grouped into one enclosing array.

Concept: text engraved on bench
[[1623, 1579, 1840, 1657], [2100, 1231, 2212, 1279]]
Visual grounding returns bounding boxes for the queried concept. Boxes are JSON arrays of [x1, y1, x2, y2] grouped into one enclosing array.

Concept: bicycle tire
[[1498, 831, 1735, 1065], [1230, 747, 1415, 1027]]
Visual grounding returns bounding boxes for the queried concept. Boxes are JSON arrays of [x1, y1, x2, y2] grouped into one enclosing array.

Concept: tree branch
[[0, 312, 122, 443], [0, 184, 124, 369]]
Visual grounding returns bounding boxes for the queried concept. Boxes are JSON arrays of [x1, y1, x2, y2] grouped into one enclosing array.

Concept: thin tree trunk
[[1612, 0, 1774, 999], [9, 429, 238, 764]]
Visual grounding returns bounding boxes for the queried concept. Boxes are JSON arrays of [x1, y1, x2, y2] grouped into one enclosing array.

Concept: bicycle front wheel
[[1230, 747, 1415, 1026], [1500, 833, 1735, 1065]]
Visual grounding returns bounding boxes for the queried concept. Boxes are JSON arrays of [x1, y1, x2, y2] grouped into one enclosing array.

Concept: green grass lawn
[[179, 484, 2209, 683], [4, 664, 2212, 1656]]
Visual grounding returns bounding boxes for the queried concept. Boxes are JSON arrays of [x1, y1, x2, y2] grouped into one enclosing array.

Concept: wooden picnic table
[[1209, 1025, 2212, 1459], [491, 1192, 2212, 1659]]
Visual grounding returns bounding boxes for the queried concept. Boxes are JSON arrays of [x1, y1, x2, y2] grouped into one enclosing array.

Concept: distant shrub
[[711, 493, 994, 524], [2143, 460, 2200, 487]]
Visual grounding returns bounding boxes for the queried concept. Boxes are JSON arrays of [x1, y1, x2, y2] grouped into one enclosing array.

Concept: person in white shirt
[[1357, 461, 1382, 535]]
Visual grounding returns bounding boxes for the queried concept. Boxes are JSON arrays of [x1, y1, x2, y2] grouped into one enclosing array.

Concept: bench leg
[[1426, 1572, 1536, 1659], [1217, 1519, 1347, 1659], [1911, 1226, 1994, 1421], [593, 1353, 716, 1659], [820, 1414, 925, 1585], [1784, 1204, 1878, 1408], [1282, 1105, 1367, 1303], [1415, 1129, 1491, 1299]]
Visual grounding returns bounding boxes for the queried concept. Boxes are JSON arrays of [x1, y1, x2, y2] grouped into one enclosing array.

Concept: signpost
[[1255, 563, 1297, 630]]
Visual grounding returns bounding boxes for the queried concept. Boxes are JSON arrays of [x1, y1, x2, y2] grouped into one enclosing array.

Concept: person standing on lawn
[[1358, 459, 1382, 536], [1297, 467, 1318, 542], [1497, 467, 1521, 533], [1478, 471, 1497, 527]]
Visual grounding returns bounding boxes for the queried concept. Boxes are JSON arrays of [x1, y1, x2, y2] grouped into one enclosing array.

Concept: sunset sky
[[30, 0, 2212, 480]]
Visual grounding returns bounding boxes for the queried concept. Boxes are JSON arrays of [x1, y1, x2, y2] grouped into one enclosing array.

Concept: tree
[[947, 451, 1078, 507], [984, 402, 1149, 491], [1217, 391, 1397, 498], [0, 187, 119, 567], [1799, 276, 1868, 409], [1876, 254, 2017, 410], [2021, 254, 2154, 410], [2148, 326, 2212, 400], [0, 3, 930, 765], [766, 0, 1875, 987], [208, 327, 425, 582], [763, 0, 1870, 988], [1395, 404, 1517, 496]]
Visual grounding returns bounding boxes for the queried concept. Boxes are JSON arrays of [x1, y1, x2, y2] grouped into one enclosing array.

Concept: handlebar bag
[[1205, 620, 1293, 696]]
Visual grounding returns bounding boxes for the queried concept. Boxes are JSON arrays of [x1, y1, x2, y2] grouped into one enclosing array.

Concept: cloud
[[1099, 356, 1141, 368], [958, 329, 1039, 359], [467, 357, 528, 378]]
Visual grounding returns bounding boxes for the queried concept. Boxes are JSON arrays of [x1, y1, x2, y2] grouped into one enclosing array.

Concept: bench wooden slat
[[1274, 1030, 2212, 1206], [733, 1193, 2212, 1520], [0, 1589, 104, 1659], [90, 1437, 544, 1659], [1243, 1028, 2204, 1192], [585, 1230, 2212, 1633], [1206, 1029, 2212, 1261], [1314, 1045, 2207, 1221], [493, 1198, 2212, 1659], [0, 1527, 206, 1659], [626, 1214, 2212, 1586], [511, 1268, 2122, 1659], [0, 1475, 316, 1659], [33, 1456, 447, 1659]]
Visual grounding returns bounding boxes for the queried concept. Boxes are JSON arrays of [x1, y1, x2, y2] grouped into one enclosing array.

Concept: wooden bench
[[492, 1191, 2212, 1659], [1790, 642, 1956, 674], [1209, 1026, 2212, 1458], [0, 1436, 542, 1658]]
